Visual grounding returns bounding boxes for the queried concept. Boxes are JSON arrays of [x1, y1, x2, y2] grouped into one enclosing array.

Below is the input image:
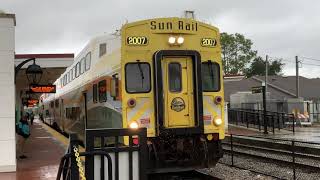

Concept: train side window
[[75, 62, 80, 78], [125, 62, 151, 93], [68, 71, 71, 83], [93, 84, 98, 103], [85, 52, 91, 71], [111, 74, 119, 99], [201, 61, 220, 92], [99, 43, 107, 57], [168, 63, 182, 92], [72, 67, 76, 80], [80, 58, 85, 74], [50, 101, 54, 108], [63, 75, 67, 85], [98, 80, 107, 102], [68, 71, 71, 82]]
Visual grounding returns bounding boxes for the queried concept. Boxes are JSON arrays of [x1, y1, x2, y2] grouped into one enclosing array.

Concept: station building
[[0, 13, 74, 172]]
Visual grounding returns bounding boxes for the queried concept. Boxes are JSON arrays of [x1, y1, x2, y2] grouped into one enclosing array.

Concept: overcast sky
[[2, 0, 320, 78]]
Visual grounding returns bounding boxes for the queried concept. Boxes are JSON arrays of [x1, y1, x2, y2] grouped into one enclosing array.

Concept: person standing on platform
[[16, 115, 31, 159], [30, 112, 34, 125]]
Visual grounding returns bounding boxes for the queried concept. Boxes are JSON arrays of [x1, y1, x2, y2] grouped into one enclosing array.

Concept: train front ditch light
[[129, 121, 139, 129], [213, 116, 222, 126]]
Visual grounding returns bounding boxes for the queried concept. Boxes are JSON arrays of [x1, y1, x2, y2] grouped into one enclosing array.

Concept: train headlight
[[129, 121, 139, 129], [213, 116, 222, 126], [177, 36, 184, 44], [168, 36, 176, 44]]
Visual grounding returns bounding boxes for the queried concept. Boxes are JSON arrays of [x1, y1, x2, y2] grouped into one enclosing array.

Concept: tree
[[244, 56, 284, 77], [221, 33, 257, 75]]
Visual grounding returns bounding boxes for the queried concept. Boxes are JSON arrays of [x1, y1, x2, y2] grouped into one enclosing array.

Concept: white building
[[0, 13, 16, 172]]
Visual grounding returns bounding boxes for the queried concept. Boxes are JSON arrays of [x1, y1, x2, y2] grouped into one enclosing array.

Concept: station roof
[[15, 53, 74, 59], [0, 13, 16, 26]]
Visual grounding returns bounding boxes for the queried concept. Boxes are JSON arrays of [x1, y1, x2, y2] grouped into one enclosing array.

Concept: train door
[[162, 57, 195, 127]]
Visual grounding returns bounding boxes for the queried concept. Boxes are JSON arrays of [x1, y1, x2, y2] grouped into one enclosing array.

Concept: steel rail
[[222, 142, 320, 161], [223, 148, 320, 172]]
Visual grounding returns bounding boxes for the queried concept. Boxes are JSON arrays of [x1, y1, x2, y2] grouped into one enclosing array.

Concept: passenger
[[16, 115, 31, 159], [30, 112, 35, 125]]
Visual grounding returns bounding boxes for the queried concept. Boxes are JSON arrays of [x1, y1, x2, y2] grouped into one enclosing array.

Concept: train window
[[75, 62, 80, 78], [99, 43, 107, 57], [111, 74, 119, 99], [50, 101, 54, 108], [68, 71, 71, 82], [85, 52, 91, 71], [93, 84, 98, 103], [72, 67, 76, 80], [63, 75, 67, 85], [67, 71, 70, 83], [98, 80, 107, 102], [125, 62, 151, 93], [66, 108, 71, 119], [201, 61, 220, 92], [168, 63, 182, 92], [55, 99, 59, 108], [80, 58, 85, 74]]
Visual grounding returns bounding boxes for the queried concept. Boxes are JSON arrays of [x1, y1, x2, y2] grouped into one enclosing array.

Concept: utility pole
[[262, 85, 268, 134], [265, 55, 268, 94], [296, 56, 299, 98]]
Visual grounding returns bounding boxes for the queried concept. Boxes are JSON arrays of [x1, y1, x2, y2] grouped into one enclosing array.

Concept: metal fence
[[56, 128, 148, 180], [228, 108, 296, 133], [220, 134, 320, 180]]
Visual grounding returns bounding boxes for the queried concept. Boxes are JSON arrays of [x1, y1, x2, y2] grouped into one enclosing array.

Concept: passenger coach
[[40, 17, 224, 171]]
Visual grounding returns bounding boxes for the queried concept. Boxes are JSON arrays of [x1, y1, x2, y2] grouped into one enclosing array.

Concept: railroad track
[[148, 170, 220, 180], [222, 142, 320, 171]]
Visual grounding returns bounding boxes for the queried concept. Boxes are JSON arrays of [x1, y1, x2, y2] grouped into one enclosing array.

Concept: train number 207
[[127, 36, 148, 45], [201, 38, 217, 47]]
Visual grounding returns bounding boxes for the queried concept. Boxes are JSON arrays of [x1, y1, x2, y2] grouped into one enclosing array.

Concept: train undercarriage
[[147, 133, 223, 172]]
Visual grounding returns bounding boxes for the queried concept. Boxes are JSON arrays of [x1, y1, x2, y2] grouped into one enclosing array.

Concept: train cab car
[[121, 18, 224, 169], [40, 17, 224, 172]]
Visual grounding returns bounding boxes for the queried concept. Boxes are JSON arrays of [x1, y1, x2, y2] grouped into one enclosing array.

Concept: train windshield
[[201, 61, 220, 91], [125, 62, 151, 93]]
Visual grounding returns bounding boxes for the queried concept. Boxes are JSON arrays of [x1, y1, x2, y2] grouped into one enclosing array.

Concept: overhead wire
[[268, 56, 320, 67], [300, 56, 320, 62]]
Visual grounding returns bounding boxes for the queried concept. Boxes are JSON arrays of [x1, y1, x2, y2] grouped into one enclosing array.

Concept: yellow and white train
[[40, 17, 224, 170]]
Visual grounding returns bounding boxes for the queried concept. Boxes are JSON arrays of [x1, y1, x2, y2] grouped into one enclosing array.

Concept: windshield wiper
[[136, 60, 144, 87]]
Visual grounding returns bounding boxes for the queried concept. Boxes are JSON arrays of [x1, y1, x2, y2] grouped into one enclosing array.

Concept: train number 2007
[[201, 38, 217, 47], [127, 36, 148, 45]]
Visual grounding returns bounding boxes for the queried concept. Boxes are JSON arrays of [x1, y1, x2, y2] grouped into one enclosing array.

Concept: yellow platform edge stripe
[[40, 122, 86, 161]]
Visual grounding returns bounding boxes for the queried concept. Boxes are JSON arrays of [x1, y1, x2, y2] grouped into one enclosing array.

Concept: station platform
[[0, 119, 68, 180]]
